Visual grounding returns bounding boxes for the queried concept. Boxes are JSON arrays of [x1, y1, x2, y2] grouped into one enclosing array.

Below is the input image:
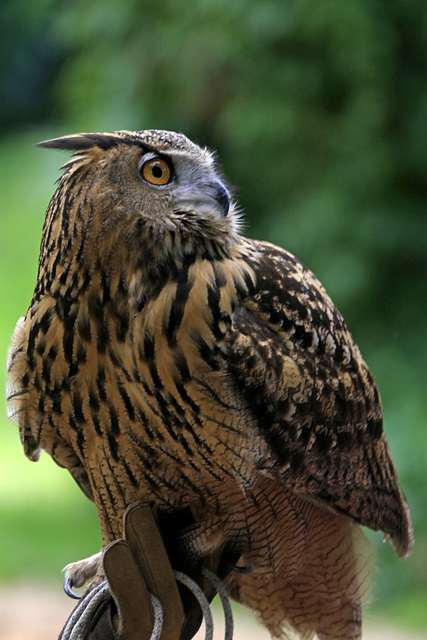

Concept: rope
[[148, 593, 163, 640], [201, 567, 234, 640], [62, 582, 164, 640], [62, 581, 110, 640], [173, 571, 214, 640], [62, 567, 234, 640]]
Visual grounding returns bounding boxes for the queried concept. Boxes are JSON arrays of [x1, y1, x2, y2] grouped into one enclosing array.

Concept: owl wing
[[225, 240, 413, 557]]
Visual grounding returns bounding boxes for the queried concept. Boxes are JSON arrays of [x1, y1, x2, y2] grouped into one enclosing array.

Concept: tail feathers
[[226, 484, 373, 640]]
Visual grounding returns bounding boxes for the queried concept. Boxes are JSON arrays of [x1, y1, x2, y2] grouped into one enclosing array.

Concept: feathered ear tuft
[[36, 133, 127, 151]]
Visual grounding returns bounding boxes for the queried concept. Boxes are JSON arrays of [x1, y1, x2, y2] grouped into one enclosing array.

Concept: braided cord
[[173, 570, 214, 640], [202, 567, 234, 640], [62, 581, 110, 640], [62, 567, 234, 639], [148, 593, 163, 640]]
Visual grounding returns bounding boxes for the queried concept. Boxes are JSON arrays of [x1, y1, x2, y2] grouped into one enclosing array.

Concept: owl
[[7, 130, 413, 639]]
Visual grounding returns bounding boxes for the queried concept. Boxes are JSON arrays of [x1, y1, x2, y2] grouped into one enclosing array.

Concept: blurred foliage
[[1, 0, 426, 630]]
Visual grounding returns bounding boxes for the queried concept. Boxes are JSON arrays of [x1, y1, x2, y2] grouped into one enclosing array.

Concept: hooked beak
[[211, 181, 230, 217]]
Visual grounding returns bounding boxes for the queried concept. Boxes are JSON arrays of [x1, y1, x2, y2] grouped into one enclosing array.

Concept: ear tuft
[[37, 133, 126, 151]]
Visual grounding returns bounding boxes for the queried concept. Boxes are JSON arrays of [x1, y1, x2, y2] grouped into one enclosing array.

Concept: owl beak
[[174, 179, 230, 218], [212, 181, 230, 217]]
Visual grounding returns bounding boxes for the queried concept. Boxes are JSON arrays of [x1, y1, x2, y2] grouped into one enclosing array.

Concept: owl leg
[[63, 551, 103, 596]]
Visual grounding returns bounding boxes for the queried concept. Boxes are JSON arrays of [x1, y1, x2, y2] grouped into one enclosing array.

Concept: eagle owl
[[7, 130, 413, 639]]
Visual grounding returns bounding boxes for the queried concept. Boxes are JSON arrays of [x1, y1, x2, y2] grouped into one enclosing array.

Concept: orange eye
[[141, 158, 171, 186]]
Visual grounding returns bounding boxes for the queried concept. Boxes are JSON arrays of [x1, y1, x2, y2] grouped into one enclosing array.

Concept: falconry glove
[[59, 503, 221, 640]]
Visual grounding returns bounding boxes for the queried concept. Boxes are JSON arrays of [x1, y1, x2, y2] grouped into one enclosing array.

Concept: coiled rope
[[64, 567, 234, 640]]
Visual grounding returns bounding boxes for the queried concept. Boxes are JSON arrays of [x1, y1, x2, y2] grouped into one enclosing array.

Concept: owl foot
[[63, 551, 103, 598]]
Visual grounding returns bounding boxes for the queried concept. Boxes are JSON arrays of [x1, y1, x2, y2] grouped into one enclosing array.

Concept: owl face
[[136, 132, 231, 221]]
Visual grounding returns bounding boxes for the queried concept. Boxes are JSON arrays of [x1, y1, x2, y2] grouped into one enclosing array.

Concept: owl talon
[[63, 575, 81, 600], [63, 551, 103, 595]]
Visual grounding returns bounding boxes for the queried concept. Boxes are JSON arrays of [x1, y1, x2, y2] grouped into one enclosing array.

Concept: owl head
[[37, 130, 242, 276]]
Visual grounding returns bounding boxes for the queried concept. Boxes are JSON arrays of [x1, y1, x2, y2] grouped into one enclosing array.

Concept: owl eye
[[140, 157, 172, 186]]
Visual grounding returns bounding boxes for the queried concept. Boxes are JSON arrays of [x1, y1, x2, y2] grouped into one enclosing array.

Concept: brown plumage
[[7, 129, 413, 639]]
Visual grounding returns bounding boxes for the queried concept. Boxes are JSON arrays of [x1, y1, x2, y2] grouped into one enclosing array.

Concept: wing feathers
[[226, 239, 413, 555]]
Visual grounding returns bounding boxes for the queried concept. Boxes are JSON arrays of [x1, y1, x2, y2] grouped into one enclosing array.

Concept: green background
[[1, 0, 426, 632]]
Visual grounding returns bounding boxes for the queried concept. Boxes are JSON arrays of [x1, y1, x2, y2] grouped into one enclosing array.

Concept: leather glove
[[58, 502, 227, 640]]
